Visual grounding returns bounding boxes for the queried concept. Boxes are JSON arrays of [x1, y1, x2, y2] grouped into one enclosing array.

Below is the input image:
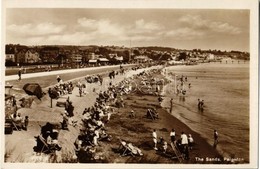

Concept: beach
[[162, 62, 249, 162], [4, 63, 247, 164]]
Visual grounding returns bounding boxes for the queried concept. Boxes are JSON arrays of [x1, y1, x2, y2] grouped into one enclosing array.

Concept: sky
[[5, 8, 249, 52]]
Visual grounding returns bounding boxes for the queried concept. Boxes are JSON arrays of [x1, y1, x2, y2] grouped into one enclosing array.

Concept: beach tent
[[23, 83, 43, 99]]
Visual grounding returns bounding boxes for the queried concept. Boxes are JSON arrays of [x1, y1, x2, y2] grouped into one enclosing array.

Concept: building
[[87, 53, 97, 60], [15, 49, 27, 64], [40, 47, 59, 63], [72, 54, 82, 63], [24, 49, 40, 63], [134, 55, 151, 63]]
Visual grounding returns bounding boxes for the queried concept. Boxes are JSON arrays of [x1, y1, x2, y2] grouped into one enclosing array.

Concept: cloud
[[47, 32, 89, 44], [179, 15, 242, 35], [134, 19, 162, 32], [165, 27, 206, 40], [77, 18, 124, 36], [7, 22, 66, 36], [77, 17, 162, 42], [209, 22, 242, 34]]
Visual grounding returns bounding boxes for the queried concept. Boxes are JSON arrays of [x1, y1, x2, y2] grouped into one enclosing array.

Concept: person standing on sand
[[152, 129, 158, 150], [181, 131, 189, 160], [57, 75, 61, 83], [214, 129, 219, 148], [170, 98, 173, 113], [198, 99, 201, 109], [18, 68, 22, 81], [170, 128, 176, 143]]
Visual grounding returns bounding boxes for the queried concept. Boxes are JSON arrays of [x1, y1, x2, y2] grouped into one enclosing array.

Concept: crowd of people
[[48, 76, 74, 99], [71, 66, 145, 161], [152, 128, 194, 160]]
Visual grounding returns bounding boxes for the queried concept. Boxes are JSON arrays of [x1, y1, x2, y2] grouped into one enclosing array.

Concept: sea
[[162, 61, 250, 162]]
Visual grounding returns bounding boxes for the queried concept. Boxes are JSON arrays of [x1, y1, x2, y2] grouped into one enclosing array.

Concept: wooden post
[[51, 98, 53, 108]]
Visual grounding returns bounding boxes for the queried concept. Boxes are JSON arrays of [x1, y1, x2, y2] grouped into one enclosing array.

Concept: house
[[24, 49, 40, 63], [15, 49, 27, 64]]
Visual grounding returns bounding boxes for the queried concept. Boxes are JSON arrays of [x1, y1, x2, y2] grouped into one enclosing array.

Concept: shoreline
[[160, 64, 249, 163]]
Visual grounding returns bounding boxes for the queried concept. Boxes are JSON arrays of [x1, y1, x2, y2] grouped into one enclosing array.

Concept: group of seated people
[[48, 82, 74, 99], [85, 74, 102, 84], [61, 98, 77, 130], [114, 79, 133, 96], [73, 67, 165, 160], [10, 112, 29, 131]]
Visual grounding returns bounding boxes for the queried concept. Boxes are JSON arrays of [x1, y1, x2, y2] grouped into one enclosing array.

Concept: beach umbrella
[[23, 83, 43, 99]]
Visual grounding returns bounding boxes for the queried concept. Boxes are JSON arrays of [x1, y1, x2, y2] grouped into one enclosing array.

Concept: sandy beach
[[5, 64, 227, 164]]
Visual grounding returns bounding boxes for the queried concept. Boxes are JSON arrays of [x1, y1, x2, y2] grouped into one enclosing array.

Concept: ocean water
[[163, 62, 249, 162]]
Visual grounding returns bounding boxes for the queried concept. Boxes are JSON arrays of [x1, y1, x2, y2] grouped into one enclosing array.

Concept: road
[[5, 64, 135, 90]]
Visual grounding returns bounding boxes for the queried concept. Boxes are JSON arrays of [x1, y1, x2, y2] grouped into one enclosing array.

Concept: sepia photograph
[[1, 0, 258, 169]]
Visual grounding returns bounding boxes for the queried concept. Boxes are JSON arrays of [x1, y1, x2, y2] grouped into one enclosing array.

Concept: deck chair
[[146, 109, 155, 120], [36, 135, 56, 155], [118, 139, 134, 157], [56, 101, 66, 107], [170, 142, 184, 162], [147, 109, 158, 120], [127, 143, 143, 156], [9, 116, 21, 131], [11, 120, 20, 131]]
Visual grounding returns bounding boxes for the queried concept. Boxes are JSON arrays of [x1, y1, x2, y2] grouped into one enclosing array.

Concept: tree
[[133, 49, 140, 56], [179, 52, 187, 60], [56, 54, 67, 67], [5, 60, 16, 66], [97, 47, 111, 57], [121, 50, 130, 62]]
